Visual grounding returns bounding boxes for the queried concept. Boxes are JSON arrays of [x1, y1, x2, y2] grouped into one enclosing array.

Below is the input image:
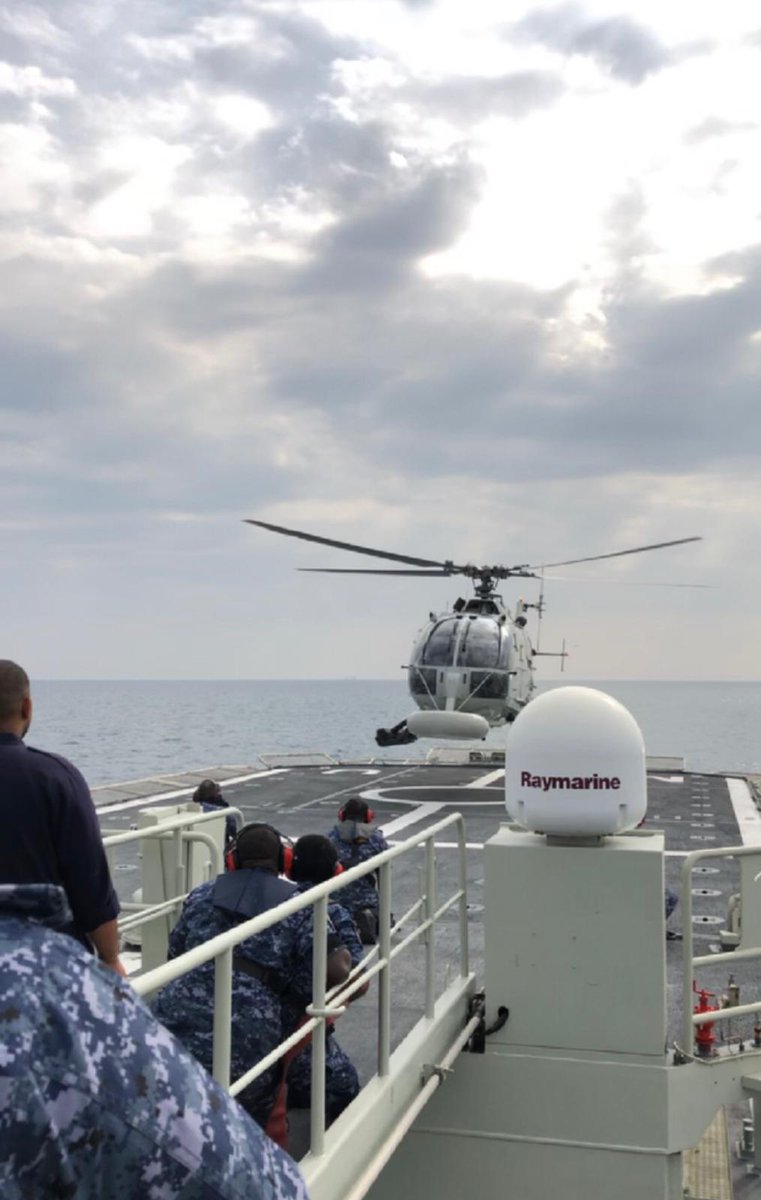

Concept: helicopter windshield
[[458, 619, 503, 668], [421, 619, 458, 666]]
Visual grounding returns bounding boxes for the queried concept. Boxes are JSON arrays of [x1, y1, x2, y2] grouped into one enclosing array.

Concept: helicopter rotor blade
[[540, 574, 713, 588], [298, 568, 454, 576], [244, 519, 461, 571], [529, 536, 702, 571]]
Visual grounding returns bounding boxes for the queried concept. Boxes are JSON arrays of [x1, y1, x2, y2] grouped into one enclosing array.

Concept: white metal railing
[[133, 812, 470, 1154], [102, 808, 244, 939], [681, 845, 761, 1058]]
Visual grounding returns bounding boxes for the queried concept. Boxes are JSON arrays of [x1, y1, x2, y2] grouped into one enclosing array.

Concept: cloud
[[684, 115, 759, 144], [0, 0, 759, 678], [513, 5, 674, 83]]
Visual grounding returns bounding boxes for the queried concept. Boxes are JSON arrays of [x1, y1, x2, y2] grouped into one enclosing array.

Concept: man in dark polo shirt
[[0, 660, 124, 974]]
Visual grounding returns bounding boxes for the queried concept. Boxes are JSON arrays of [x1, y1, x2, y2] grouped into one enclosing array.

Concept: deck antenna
[[521, 572, 546, 653], [535, 572, 546, 654], [526, 572, 567, 673]]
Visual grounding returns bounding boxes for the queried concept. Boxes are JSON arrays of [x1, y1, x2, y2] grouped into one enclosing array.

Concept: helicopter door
[[457, 618, 511, 706], [509, 625, 534, 708]]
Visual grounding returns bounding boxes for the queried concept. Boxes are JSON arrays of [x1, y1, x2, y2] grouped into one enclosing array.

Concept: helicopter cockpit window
[[421, 619, 458, 666], [458, 619, 501, 668]]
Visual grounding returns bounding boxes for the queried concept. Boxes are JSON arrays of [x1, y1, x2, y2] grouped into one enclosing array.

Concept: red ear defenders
[[287, 848, 344, 879], [225, 823, 294, 876], [338, 804, 375, 823]]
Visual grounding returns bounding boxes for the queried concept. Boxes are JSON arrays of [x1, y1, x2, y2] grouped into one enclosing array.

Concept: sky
[[1, 0, 760, 682]]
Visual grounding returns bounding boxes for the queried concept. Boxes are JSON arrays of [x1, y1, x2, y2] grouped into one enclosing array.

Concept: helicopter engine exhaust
[[406, 710, 489, 741]]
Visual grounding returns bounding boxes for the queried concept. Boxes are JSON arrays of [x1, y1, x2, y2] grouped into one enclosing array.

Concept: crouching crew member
[[153, 823, 351, 1131], [286, 834, 368, 1123], [193, 777, 237, 845], [328, 797, 389, 943], [0, 883, 310, 1200]]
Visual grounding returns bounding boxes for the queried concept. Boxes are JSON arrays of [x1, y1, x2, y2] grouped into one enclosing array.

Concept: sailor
[[286, 834, 368, 1123], [193, 777, 237, 844], [328, 796, 390, 943], [0, 882, 310, 1200], [152, 823, 352, 1131], [0, 659, 123, 974]]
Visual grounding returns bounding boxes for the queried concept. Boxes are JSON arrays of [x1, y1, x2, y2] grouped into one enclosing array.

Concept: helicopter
[[244, 519, 702, 744]]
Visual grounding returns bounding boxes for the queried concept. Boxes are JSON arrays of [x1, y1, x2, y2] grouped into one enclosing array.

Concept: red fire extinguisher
[[693, 983, 718, 1056]]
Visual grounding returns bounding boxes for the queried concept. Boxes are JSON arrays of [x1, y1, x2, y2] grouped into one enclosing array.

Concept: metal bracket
[[305, 1003, 347, 1019], [421, 1063, 454, 1085]]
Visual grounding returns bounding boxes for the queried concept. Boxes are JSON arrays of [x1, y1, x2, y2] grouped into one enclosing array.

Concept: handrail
[[102, 808, 243, 939], [133, 812, 470, 1154], [680, 844, 761, 1058], [101, 807, 245, 844]]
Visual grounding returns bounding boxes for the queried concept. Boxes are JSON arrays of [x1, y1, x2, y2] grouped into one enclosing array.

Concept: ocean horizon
[[25, 678, 761, 787]]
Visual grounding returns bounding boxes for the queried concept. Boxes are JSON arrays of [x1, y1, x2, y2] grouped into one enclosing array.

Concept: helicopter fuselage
[[407, 595, 535, 726]]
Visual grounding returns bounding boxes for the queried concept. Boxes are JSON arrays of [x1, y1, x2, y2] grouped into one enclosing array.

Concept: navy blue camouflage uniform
[[328, 821, 389, 926], [153, 871, 340, 1128], [199, 799, 237, 845], [286, 887, 366, 1122], [0, 883, 309, 1200], [0, 731, 119, 950]]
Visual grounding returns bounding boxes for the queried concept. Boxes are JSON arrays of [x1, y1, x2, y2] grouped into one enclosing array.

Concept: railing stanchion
[[310, 894, 328, 1155], [378, 860, 392, 1076], [173, 827, 184, 904], [682, 854, 695, 1057], [457, 818, 469, 977], [212, 947, 233, 1088], [425, 838, 436, 1019]]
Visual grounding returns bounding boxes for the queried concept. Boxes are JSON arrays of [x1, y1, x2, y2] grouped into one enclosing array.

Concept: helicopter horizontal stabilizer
[[406, 710, 490, 741]]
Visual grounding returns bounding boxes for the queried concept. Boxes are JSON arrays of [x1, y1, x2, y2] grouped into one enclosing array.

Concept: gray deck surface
[[95, 761, 761, 1188]]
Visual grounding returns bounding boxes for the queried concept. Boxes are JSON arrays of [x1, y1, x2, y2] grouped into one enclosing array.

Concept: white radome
[[505, 686, 647, 836]]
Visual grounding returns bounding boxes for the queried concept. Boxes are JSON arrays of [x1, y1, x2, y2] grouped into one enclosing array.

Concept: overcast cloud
[[1, 0, 760, 682]]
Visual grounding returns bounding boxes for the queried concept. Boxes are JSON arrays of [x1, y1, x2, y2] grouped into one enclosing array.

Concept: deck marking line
[[727, 778, 761, 846], [320, 769, 381, 776], [466, 768, 505, 789], [381, 803, 445, 837], [291, 765, 421, 811]]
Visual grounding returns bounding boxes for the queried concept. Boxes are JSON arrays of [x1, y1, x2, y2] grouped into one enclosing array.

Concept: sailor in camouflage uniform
[[286, 835, 368, 1123], [153, 824, 351, 1130], [0, 882, 309, 1200], [327, 797, 390, 943]]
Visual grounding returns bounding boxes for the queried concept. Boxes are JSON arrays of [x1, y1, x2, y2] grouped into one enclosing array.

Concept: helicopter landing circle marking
[[362, 785, 504, 808]]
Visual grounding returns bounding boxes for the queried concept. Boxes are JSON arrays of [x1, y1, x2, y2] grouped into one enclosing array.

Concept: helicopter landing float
[[244, 519, 702, 745]]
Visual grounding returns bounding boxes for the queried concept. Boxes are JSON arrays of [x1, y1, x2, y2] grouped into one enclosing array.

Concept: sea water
[[27, 679, 761, 786]]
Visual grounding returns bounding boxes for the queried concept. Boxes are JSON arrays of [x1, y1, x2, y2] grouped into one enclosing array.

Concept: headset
[[338, 801, 375, 823], [225, 823, 294, 876]]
